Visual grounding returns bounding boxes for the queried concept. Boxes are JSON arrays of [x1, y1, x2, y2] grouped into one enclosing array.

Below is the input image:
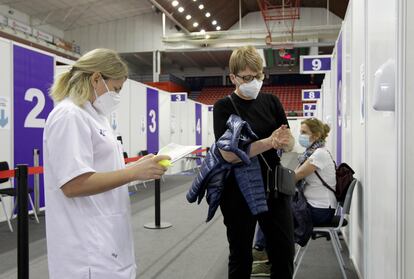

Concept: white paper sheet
[[157, 143, 202, 163]]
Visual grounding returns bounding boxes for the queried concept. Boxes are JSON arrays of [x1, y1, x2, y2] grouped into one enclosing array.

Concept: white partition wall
[[158, 89, 172, 149], [288, 118, 304, 154], [0, 38, 13, 222], [170, 92, 188, 145], [128, 81, 147, 156], [185, 99, 196, 146], [365, 0, 398, 277], [346, 1, 366, 277], [206, 106, 214, 148], [114, 79, 132, 156], [403, 0, 414, 277], [201, 104, 209, 149]]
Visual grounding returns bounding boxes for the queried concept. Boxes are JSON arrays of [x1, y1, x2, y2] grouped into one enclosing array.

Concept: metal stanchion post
[[144, 178, 172, 229], [16, 164, 29, 279], [33, 149, 40, 215]]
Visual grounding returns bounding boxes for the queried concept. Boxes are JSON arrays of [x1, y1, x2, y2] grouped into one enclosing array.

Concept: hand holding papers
[[157, 143, 201, 163]]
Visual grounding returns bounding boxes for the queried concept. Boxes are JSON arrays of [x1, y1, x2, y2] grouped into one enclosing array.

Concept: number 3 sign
[[146, 88, 159, 153]]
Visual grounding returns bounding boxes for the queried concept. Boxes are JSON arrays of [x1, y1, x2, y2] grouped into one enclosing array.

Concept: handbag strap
[[227, 95, 271, 171], [314, 171, 336, 194]]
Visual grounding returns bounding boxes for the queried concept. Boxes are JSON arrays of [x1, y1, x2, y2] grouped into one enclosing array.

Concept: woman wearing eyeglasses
[[213, 46, 295, 279]]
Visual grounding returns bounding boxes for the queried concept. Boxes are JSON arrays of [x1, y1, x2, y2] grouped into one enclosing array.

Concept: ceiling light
[[205, 12, 210, 17], [193, 22, 199, 27], [216, 26, 221, 30], [200, 29, 206, 34], [178, 6, 184, 13], [198, 4, 204, 10], [172, 1, 179, 7], [212, 20, 217, 25], [193, 0, 197, 1], [186, 14, 192, 20]]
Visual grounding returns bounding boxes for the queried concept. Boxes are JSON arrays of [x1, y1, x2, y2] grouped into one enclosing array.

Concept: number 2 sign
[[13, 45, 54, 208]]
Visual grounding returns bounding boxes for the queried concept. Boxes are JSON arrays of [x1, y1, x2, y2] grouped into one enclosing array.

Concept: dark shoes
[[251, 261, 271, 277]]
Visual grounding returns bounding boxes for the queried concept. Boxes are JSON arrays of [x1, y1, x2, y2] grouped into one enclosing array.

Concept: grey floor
[[0, 153, 359, 279]]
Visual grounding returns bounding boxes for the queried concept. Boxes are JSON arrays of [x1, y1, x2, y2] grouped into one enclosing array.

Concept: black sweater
[[213, 91, 289, 171]]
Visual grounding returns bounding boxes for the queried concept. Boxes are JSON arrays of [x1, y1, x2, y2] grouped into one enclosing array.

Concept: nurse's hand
[[129, 154, 171, 180]]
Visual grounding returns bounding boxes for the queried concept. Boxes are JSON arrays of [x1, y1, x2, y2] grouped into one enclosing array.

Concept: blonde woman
[[43, 48, 169, 279], [295, 118, 337, 226], [213, 46, 295, 279]]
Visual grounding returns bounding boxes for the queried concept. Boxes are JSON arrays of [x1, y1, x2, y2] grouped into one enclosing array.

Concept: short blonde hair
[[301, 118, 331, 140], [50, 48, 128, 106], [229, 46, 264, 79]]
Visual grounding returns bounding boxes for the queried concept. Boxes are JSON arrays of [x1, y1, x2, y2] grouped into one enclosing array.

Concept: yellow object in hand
[[158, 159, 172, 167]]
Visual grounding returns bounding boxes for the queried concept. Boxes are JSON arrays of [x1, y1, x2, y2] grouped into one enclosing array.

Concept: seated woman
[[294, 118, 337, 226]]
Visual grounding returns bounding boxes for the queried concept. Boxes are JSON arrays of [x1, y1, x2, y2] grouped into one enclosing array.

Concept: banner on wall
[[336, 33, 343, 164], [147, 88, 159, 153], [13, 45, 54, 208]]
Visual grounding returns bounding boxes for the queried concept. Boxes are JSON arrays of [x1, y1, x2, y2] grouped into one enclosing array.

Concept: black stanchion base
[[144, 222, 172, 229]]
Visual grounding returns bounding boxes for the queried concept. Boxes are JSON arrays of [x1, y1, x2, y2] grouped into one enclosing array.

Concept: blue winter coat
[[186, 114, 268, 222]]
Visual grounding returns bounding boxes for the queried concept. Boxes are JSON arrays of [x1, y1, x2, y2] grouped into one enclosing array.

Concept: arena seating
[[196, 85, 319, 115]]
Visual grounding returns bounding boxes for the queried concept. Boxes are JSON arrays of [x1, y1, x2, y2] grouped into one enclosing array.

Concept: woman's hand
[[271, 125, 293, 150], [128, 154, 171, 181]]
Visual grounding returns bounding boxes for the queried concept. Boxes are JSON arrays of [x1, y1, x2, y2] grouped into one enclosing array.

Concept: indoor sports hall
[[0, 0, 412, 278]]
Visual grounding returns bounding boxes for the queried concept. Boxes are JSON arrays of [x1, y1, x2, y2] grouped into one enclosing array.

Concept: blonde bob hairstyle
[[50, 48, 128, 106], [301, 118, 331, 141], [229, 46, 264, 80]]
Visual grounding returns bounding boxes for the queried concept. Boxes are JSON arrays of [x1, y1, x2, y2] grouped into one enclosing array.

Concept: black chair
[[0, 161, 39, 232]]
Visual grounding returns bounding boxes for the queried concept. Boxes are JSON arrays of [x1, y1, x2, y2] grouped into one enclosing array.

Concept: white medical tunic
[[43, 98, 136, 279]]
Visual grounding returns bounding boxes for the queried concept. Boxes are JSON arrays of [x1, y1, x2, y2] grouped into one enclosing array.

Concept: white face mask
[[93, 78, 121, 115], [237, 78, 263, 99]]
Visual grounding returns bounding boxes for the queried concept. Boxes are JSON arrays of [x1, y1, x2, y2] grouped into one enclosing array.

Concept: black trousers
[[220, 176, 295, 279]]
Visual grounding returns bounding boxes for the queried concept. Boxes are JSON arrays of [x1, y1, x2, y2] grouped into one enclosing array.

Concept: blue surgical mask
[[298, 134, 311, 148]]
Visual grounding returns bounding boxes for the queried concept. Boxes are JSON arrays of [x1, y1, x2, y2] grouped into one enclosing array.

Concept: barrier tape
[[0, 148, 209, 179]]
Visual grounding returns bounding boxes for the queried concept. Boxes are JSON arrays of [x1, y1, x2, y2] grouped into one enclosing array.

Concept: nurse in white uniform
[[43, 48, 169, 279]]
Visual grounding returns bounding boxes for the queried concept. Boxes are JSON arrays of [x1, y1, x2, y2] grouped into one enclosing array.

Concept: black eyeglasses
[[235, 73, 263, 83]]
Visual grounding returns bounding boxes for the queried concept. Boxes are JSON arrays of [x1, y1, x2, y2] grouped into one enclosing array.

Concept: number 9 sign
[[300, 55, 331, 74], [311, 59, 321, 71]]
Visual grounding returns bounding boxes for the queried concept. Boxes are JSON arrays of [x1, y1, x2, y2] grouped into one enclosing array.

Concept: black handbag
[[291, 186, 313, 246], [260, 154, 296, 197], [227, 96, 296, 197]]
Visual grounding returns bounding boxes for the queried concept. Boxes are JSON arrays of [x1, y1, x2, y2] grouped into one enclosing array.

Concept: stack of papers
[[157, 143, 202, 163]]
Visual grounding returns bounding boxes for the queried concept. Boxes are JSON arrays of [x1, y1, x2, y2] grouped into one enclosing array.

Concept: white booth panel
[[201, 104, 209, 149], [287, 118, 305, 154], [158, 90, 171, 150], [114, 79, 132, 156], [0, 38, 13, 222], [55, 65, 71, 77], [206, 107, 214, 148], [185, 99, 196, 146], [129, 81, 147, 156]]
